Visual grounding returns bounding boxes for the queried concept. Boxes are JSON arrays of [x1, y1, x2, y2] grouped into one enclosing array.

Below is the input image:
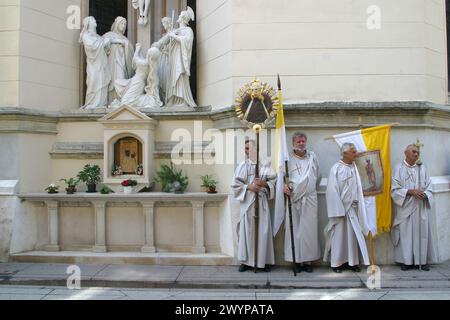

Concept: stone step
[[9, 251, 234, 266]]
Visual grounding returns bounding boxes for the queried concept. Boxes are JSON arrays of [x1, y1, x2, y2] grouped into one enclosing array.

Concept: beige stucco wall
[[197, 0, 448, 108], [0, 0, 81, 110]]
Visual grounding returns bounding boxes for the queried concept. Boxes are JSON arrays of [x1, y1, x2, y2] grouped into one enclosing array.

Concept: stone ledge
[[49, 141, 216, 159], [49, 142, 104, 159], [19, 192, 229, 203]]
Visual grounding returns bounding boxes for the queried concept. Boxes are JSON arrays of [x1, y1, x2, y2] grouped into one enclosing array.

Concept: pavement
[[1, 261, 450, 300]]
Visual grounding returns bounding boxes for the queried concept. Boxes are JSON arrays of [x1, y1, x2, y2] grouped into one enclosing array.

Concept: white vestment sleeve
[[326, 165, 346, 218]]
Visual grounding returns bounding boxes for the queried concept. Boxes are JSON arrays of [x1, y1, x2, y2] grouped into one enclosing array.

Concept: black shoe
[[401, 264, 412, 271], [332, 267, 343, 273], [259, 265, 271, 272], [421, 265, 430, 271], [350, 265, 361, 273], [302, 265, 313, 273], [239, 264, 250, 272]]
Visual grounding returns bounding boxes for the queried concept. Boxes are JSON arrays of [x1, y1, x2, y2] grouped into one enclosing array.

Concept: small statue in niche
[[136, 164, 144, 176], [112, 165, 123, 176], [132, 0, 151, 25]]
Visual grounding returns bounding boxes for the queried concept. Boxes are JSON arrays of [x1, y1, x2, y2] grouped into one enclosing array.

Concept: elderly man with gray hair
[[391, 144, 437, 271], [281, 132, 321, 273], [323, 143, 370, 273]]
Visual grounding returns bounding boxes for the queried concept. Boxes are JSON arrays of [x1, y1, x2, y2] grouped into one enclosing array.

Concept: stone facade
[[0, 1, 449, 265]]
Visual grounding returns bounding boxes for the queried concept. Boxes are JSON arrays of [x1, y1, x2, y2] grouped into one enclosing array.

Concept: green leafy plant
[[100, 185, 114, 195], [60, 177, 80, 194], [200, 174, 218, 188], [45, 184, 59, 194], [156, 163, 189, 194], [200, 174, 218, 194], [77, 164, 101, 185], [60, 177, 80, 187]]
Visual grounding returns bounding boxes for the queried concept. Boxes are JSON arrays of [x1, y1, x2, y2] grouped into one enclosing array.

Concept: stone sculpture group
[[79, 7, 196, 110]]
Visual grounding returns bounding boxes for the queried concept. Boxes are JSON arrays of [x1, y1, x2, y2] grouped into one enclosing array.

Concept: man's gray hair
[[245, 139, 256, 147], [292, 132, 307, 143], [340, 142, 356, 156], [405, 144, 418, 152]]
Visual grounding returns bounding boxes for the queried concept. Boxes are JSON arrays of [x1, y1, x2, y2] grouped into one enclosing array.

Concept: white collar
[[404, 160, 417, 168]]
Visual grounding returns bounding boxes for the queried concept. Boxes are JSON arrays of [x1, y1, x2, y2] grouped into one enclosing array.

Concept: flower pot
[[123, 186, 135, 194], [47, 190, 58, 194], [66, 186, 77, 194], [207, 186, 217, 194], [87, 183, 97, 193]]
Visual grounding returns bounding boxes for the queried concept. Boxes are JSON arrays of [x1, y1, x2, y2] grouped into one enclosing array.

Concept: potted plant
[[60, 178, 80, 195], [156, 163, 189, 194], [200, 174, 218, 194], [77, 164, 101, 193], [121, 179, 138, 194], [45, 184, 59, 194], [100, 185, 114, 195]]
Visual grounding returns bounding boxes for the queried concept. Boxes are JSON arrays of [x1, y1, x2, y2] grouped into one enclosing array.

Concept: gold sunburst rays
[[234, 78, 279, 130]]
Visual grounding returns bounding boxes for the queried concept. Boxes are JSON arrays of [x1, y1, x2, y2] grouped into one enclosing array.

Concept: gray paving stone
[[14, 263, 105, 277], [0, 263, 33, 275], [92, 265, 183, 282], [0, 293, 44, 300]]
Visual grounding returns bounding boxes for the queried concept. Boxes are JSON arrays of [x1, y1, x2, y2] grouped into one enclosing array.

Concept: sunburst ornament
[[235, 79, 279, 129]]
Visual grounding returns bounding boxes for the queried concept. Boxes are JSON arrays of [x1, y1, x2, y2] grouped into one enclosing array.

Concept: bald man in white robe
[[391, 144, 437, 271], [231, 141, 276, 272], [324, 143, 370, 273]]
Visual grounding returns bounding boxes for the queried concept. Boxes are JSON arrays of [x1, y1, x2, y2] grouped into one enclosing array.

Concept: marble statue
[[103, 17, 135, 104], [166, 7, 197, 107], [113, 43, 148, 107], [132, 0, 151, 25], [79, 16, 115, 109], [140, 47, 163, 108], [112, 44, 162, 108], [151, 17, 173, 103]]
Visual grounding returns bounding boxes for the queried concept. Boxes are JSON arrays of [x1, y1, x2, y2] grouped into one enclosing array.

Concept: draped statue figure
[[165, 7, 197, 107], [151, 17, 173, 104], [79, 16, 118, 109], [103, 17, 135, 104]]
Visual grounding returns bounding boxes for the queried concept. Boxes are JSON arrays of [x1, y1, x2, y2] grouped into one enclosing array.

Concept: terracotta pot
[[66, 186, 77, 194], [207, 186, 217, 194]]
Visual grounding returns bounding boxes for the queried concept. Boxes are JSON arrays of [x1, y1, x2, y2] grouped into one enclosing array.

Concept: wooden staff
[[285, 161, 297, 276], [253, 124, 261, 273]]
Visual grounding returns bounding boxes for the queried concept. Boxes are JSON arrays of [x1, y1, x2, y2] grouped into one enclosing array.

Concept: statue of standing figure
[[103, 16, 135, 105], [79, 16, 117, 109], [165, 7, 197, 107], [151, 17, 173, 104]]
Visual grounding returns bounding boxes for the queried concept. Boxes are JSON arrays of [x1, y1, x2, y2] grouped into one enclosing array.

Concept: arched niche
[[99, 105, 157, 185]]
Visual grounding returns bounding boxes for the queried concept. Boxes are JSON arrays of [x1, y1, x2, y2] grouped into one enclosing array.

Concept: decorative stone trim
[[49, 142, 104, 159]]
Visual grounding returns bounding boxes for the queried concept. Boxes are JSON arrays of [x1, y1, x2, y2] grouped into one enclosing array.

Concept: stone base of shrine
[[10, 251, 233, 266]]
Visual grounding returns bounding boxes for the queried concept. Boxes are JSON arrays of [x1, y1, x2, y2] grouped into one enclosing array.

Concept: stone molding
[[2, 102, 450, 134]]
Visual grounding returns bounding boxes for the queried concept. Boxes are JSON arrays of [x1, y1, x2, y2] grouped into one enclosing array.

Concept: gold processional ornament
[[234, 78, 279, 130]]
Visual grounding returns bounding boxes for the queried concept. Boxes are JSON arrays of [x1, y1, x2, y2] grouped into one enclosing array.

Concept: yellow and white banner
[[273, 88, 290, 236], [333, 125, 392, 235]]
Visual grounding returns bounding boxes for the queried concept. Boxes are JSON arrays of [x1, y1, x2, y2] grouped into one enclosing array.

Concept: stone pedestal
[[45, 201, 60, 252], [191, 201, 206, 254], [92, 201, 107, 253], [141, 201, 156, 253]]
